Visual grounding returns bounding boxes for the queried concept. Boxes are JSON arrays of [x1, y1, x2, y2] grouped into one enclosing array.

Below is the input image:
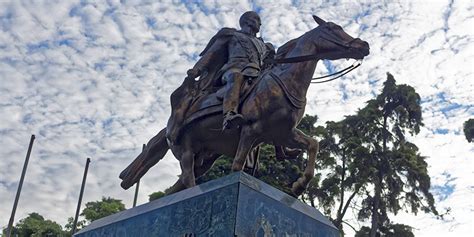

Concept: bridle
[[311, 26, 363, 83], [267, 25, 363, 83]]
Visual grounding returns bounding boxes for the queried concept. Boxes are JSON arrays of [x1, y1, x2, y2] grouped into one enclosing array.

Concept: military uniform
[[190, 28, 274, 129], [223, 30, 270, 78]]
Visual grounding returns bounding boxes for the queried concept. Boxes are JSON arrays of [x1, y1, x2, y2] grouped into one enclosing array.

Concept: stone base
[[74, 172, 339, 236]]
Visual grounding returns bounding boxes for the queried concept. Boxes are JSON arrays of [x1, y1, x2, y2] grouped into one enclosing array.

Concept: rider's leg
[[222, 70, 245, 130]]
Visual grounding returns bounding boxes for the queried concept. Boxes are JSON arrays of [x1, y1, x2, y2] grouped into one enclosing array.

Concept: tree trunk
[[370, 115, 388, 237], [335, 150, 346, 235], [370, 174, 382, 237], [334, 186, 360, 236]]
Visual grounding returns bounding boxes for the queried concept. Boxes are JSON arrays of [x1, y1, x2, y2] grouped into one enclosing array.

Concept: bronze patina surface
[[120, 14, 370, 196]]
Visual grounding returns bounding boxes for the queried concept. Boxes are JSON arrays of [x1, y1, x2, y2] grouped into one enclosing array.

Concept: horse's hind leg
[[165, 153, 220, 195], [165, 149, 195, 194], [285, 128, 319, 196]]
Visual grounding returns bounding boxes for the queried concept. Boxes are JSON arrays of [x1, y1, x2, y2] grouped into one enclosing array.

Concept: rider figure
[[185, 11, 274, 130]]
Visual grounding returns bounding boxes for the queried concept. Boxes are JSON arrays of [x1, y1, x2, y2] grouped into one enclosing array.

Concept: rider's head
[[239, 11, 261, 34]]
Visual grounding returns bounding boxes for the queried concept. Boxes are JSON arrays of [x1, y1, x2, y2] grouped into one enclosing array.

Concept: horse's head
[[311, 15, 370, 60]]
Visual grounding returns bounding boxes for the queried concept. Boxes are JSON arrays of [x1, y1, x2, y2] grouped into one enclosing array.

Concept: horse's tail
[[119, 128, 169, 190]]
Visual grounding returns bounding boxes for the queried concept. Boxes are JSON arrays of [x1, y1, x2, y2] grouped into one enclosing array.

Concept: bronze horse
[[120, 15, 370, 196]]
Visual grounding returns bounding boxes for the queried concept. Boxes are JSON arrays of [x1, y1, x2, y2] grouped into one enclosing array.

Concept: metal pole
[[6, 134, 35, 237], [132, 144, 145, 207], [133, 179, 140, 208], [71, 158, 91, 235]]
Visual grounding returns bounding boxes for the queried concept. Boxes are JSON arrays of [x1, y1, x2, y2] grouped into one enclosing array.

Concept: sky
[[0, 0, 472, 236]]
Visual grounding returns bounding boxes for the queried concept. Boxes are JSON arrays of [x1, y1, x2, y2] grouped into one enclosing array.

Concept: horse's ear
[[312, 15, 326, 25]]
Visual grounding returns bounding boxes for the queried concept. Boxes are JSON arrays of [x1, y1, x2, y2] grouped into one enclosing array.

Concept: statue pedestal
[[74, 172, 339, 236]]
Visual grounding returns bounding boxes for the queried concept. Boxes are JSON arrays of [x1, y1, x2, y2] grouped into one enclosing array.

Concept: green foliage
[[196, 155, 233, 184], [2, 198, 126, 237], [382, 223, 415, 237], [64, 216, 86, 234], [254, 144, 305, 195], [353, 73, 438, 235], [356, 223, 414, 237], [298, 112, 376, 235], [355, 226, 371, 237], [304, 73, 438, 236], [149, 191, 166, 201], [463, 118, 474, 142], [3, 212, 66, 237], [81, 197, 126, 223], [195, 145, 304, 196]]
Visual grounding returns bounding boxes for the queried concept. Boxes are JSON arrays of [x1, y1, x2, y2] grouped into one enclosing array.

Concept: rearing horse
[[120, 15, 370, 196]]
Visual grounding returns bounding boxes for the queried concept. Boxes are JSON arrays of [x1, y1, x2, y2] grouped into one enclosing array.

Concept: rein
[[311, 60, 361, 84], [267, 55, 362, 83]]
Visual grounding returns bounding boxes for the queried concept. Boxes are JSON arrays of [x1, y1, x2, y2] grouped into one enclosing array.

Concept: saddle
[[166, 72, 266, 145]]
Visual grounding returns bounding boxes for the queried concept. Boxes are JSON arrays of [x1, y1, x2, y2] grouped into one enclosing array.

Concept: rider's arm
[[187, 37, 228, 80], [262, 42, 276, 70]]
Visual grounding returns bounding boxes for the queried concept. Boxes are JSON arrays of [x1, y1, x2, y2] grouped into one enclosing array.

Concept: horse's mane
[[275, 37, 299, 59]]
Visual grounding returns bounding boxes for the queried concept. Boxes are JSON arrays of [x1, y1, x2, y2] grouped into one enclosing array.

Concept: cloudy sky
[[0, 0, 472, 235]]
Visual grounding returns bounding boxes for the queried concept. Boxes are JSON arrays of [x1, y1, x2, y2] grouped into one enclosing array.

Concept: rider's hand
[[186, 68, 201, 80]]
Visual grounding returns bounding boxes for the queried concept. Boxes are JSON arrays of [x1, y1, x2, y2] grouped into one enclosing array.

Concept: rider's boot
[[222, 72, 245, 130]]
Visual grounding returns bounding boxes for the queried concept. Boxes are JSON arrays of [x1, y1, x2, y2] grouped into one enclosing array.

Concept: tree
[[196, 155, 233, 184], [305, 116, 372, 235], [356, 223, 414, 237], [463, 118, 474, 142], [254, 144, 305, 195], [353, 73, 438, 236], [81, 197, 126, 223], [2, 212, 66, 237], [64, 216, 86, 235], [305, 73, 439, 235], [149, 191, 166, 201]]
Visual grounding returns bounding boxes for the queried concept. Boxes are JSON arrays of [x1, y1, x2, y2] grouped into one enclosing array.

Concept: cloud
[[0, 0, 472, 236]]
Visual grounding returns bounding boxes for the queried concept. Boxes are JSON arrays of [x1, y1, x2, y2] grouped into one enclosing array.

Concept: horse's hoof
[[231, 163, 243, 171], [291, 184, 304, 197], [181, 176, 196, 188], [291, 178, 308, 196]]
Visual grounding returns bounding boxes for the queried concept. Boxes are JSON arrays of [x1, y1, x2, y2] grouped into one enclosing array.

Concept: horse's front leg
[[285, 128, 319, 196], [232, 126, 257, 171]]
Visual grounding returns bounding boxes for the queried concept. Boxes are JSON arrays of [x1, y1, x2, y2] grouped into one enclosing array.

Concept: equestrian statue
[[119, 12, 370, 197]]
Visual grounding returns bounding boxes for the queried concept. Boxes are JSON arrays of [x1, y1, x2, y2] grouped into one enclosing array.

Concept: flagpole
[[132, 180, 140, 208], [133, 144, 145, 208], [6, 134, 35, 237], [72, 157, 91, 235]]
